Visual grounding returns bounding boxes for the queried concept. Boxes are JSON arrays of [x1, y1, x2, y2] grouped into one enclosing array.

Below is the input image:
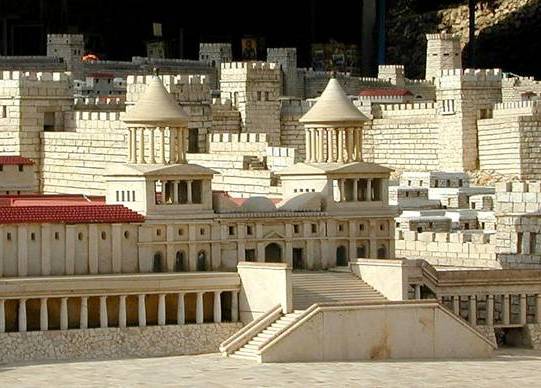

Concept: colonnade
[[127, 126, 187, 165], [0, 290, 239, 333], [155, 179, 201, 205], [305, 127, 362, 163], [338, 178, 379, 202]]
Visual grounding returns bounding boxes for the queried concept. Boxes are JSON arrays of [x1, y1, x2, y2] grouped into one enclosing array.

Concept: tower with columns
[[105, 75, 216, 216]]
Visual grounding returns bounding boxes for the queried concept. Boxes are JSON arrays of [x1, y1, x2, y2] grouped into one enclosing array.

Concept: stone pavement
[[1, 349, 541, 387]]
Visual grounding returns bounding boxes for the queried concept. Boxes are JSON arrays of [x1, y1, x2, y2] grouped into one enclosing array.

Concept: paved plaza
[[1, 349, 541, 387]]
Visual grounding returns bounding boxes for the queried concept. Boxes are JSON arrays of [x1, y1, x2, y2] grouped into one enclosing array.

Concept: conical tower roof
[[300, 78, 368, 126], [124, 76, 188, 127]]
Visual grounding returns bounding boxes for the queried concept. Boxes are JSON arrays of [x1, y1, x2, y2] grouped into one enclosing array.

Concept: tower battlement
[[438, 68, 502, 88], [425, 33, 460, 41]]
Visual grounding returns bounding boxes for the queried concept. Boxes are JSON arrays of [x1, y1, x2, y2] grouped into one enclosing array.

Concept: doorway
[[336, 246, 348, 267], [293, 248, 304, 270]]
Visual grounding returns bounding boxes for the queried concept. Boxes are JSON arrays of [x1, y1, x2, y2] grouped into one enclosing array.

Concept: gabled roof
[[276, 162, 392, 176], [0, 156, 34, 166], [123, 76, 188, 127], [105, 163, 217, 177], [299, 78, 368, 126]]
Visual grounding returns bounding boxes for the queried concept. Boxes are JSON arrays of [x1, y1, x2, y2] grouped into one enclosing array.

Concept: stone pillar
[[453, 295, 460, 315], [469, 295, 476, 326], [80, 297, 88, 329], [0, 299, 4, 333], [214, 291, 222, 323], [231, 291, 239, 322], [187, 180, 193, 204], [326, 128, 333, 163], [503, 294, 510, 325], [354, 127, 361, 161], [158, 294, 166, 326], [149, 127, 156, 163], [119, 295, 127, 329], [160, 180, 167, 204], [177, 293, 185, 325], [99, 296, 108, 328], [60, 297, 68, 330], [536, 294, 541, 324], [177, 127, 185, 163], [353, 179, 358, 202], [196, 292, 204, 324], [160, 127, 166, 164], [138, 294, 146, 327], [173, 180, 180, 204], [169, 127, 176, 162], [310, 129, 317, 163], [138, 128, 145, 164], [337, 129, 344, 162], [339, 179, 345, 202], [130, 128, 137, 163], [18, 299, 27, 332], [40, 297, 48, 331], [305, 129, 312, 162], [318, 128, 325, 163], [367, 179, 372, 202], [414, 285, 422, 300], [520, 294, 527, 325], [487, 295, 494, 326], [346, 128, 354, 162]]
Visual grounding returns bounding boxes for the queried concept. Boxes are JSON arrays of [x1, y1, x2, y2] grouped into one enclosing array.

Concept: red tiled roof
[[0, 156, 35, 165], [0, 194, 105, 207], [359, 88, 413, 97], [0, 205, 144, 224]]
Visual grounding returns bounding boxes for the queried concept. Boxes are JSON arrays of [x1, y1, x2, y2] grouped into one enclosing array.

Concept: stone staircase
[[292, 270, 387, 309], [230, 310, 305, 360]]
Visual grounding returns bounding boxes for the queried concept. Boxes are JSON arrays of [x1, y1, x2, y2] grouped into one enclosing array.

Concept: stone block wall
[[0, 323, 242, 364], [502, 77, 541, 102]]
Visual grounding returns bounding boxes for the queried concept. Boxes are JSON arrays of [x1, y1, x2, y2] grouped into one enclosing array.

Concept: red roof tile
[[0, 156, 35, 165], [359, 88, 413, 97], [0, 205, 144, 224]]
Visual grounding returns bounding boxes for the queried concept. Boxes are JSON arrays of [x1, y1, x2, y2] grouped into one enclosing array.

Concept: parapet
[[210, 132, 267, 144], [372, 102, 438, 119], [492, 100, 541, 118], [426, 33, 460, 41], [47, 33, 84, 43], [439, 68, 502, 88], [279, 98, 311, 118], [397, 230, 494, 245], [221, 62, 279, 71], [126, 74, 208, 86], [0, 70, 71, 81]]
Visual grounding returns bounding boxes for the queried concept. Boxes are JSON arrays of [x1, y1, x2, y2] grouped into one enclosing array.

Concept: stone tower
[[219, 62, 282, 145], [199, 43, 232, 88], [425, 33, 462, 80], [267, 48, 299, 97], [46, 34, 85, 79]]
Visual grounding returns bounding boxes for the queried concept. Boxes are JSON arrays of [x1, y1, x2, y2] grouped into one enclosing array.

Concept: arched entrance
[[175, 251, 185, 272], [377, 244, 387, 259], [196, 250, 207, 271], [336, 245, 348, 267], [265, 243, 282, 263], [153, 252, 163, 272]]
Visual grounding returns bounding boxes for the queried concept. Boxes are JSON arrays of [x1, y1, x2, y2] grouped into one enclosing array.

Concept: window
[[228, 226, 235, 236], [30, 232, 36, 241], [101, 231, 107, 240], [54, 232, 60, 240], [200, 228, 205, 236], [434, 180, 439, 188], [0, 165, 3, 171], [442, 99, 455, 114], [132, 190, 136, 201], [124, 231, 130, 239], [121, 191, 125, 202], [265, 91, 270, 101], [178, 228, 184, 236], [531, 233, 537, 254], [293, 224, 300, 234], [126, 191, 131, 201], [464, 223, 470, 230], [18, 165, 23, 172], [471, 202, 476, 209], [396, 222, 400, 227], [408, 180, 412, 186], [246, 225, 253, 235], [419, 180, 423, 186], [359, 223, 365, 231], [517, 232, 523, 254], [78, 232, 83, 240], [0, 105, 6, 118], [156, 229, 162, 237], [338, 224, 344, 232], [257, 91, 262, 101], [6, 232, 12, 241], [245, 249, 256, 262], [311, 224, 317, 233], [116, 191, 119, 202], [379, 224, 385, 231], [446, 179, 451, 187], [458, 179, 463, 187]]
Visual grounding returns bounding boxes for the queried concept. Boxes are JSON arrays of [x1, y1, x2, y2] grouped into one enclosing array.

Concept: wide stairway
[[230, 310, 305, 360], [292, 270, 387, 309]]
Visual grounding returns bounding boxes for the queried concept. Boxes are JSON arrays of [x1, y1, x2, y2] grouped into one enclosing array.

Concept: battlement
[[211, 98, 233, 109], [200, 43, 231, 49], [75, 111, 123, 122], [491, 100, 541, 118], [378, 65, 405, 72], [210, 132, 267, 144], [372, 102, 438, 119], [0, 70, 71, 82], [280, 98, 312, 118], [267, 48, 297, 56], [426, 33, 459, 41], [74, 96, 125, 106], [496, 181, 541, 194], [221, 62, 279, 71], [440, 68, 502, 81], [47, 34, 84, 43], [126, 74, 208, 86], [397, 229, 494, 245], [405, 78, 435, 86]]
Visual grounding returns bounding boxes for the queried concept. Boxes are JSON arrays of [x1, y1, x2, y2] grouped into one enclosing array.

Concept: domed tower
[[105, 75, 216, 216]]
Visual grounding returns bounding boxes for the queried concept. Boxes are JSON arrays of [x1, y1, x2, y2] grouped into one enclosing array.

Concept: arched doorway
[[265, 243, 282, 263], [377, 244, 387, 259], [336, 246, 348, 267], [196, 250, 207, 271], [153, 252, 163, 272], [175, 251, 185, 272]]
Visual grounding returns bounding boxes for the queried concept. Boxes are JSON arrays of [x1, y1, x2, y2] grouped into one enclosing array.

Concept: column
[[196, 292, 204, 324], [353, 179, 359, 202], [346, 128, 354, 162], [18, 299, 27, 332], [503, 294, 510, 325], [0, 299, 4, 333], [305, 130, 311, 162], [149, 127, 156, 163], [80, 297, 88, 329], [487, 295, 494, 326], [60, 297, 68, 330], [177, 127, 185, 163], [326, 128, 333, 162], [187, 180, 193, 204], [414, 285, 421, 300], [137, 128, 145, 164], [537, 294, 541, 324], [158, 294, 166, 326], [130, 128, 137, 163], [214, 291, 222, 323], [128, 128, 133, 161], [99, 296, 108, 328], [452, 295, 460, 315], [318, 128, 325, 162], [40, 297, 48, 331], [469, 295, 476, 326], [119, 295, 127, 329], [173, 180, 180, 204], [160, 127, 166, 164], [169, 127, 176, 162], [138, 294, 146, 327], [354, 127, 361, 161], [160, 180, 167, 204], [231, 291, 239, 323], [367, 179, 372, 202], [337, 129, 344, 162], [310, 129, 317, 162], [177, 293, 185, 325], [520, 294, 527, 325], [339, 179, 345, 202]]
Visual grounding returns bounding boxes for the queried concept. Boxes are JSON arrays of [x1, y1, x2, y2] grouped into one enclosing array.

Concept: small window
[[54, 232, 60, 240], [446, 179, 451, 187], [311, 224, 317, 233], [408, 180, 412, 186], [78, 232, 83, 240], [359, 223, 365, 231], [156, 229, 162, 237], [132, 190, 136, 201], [228, 226, 235, 236], [293, 224, 300, 234], [200, 228, 205, 236], [178, 228, 184, 236], [442, 99, 455, 114], [18, 165, 24, 172], [458, 179, 463, 187], [1, 105, 6, 118], [419, 180, 423, 186], [338, 224, 344, 232], [434, 180, 439, 188], [396, 222, 400, 227], [464, 223, 470, 230], [379, 224, 385, 231], [246, 225, 253, 235], [121, 191, 125, 202], [6, 232, 11, 241], [126, 191, 131, 201], [294, 189, 298, 193], [124, 231, 130, 239], [0, 165, 3, 171], [30, 232, 36, 241], [265, 91, 270, 101], [101, 231, 107, 240], [116, 191, 119, 202], [257, 91, 262, 101]]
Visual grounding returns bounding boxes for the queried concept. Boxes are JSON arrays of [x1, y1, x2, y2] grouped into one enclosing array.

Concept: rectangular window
[[132, 190, 136, 201], [442, 99, 455, 115], [257, 91, 262, 101], [116, 191, 119, 202], [293, 224, 300, 234], [18, 165, 24, 172], [246, 225, 253, 235], [126, 191, 131, 201], [530, 233, 537, 255], [517, 232, 523, 254], [1, 106, 6, 118], [265, 91, 270, 101], [121, 191, 125, 201], [228, 226, 235, 236], [311, 224, 317, 233]]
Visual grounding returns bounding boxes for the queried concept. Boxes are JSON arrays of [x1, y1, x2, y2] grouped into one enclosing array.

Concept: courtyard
[[1, 349, 541, 387]]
